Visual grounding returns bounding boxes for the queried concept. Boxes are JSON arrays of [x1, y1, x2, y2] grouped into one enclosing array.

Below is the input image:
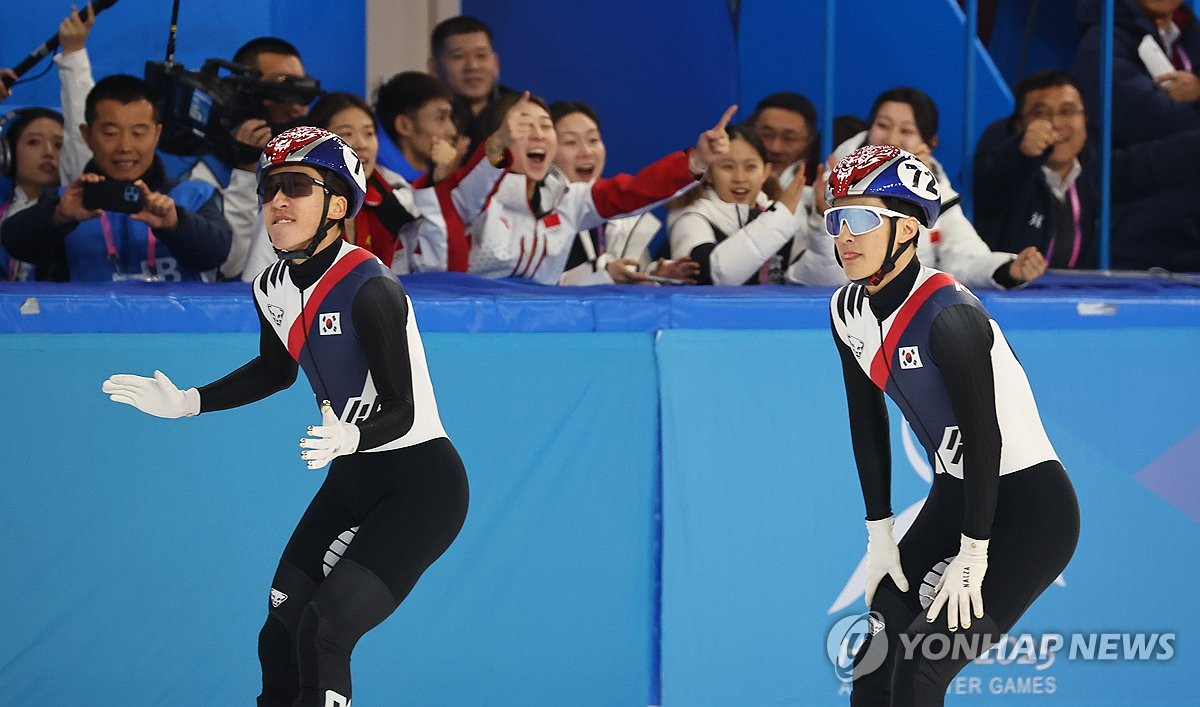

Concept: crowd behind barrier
[[4, 1, 1200, 704]]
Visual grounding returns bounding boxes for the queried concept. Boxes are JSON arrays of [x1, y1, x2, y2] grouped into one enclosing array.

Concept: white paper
[[1138, 34, 1176, 79]]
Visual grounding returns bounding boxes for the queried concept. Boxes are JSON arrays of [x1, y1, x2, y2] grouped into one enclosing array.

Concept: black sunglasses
[[258, 172, 328, 203]]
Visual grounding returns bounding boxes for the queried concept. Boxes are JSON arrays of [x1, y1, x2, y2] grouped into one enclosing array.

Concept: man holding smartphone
[[1, 74, 232, 281]]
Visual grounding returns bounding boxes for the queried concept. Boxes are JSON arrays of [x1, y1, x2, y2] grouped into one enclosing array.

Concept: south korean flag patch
[[318, 312, 342, 336], [899, 345, 923, 369]]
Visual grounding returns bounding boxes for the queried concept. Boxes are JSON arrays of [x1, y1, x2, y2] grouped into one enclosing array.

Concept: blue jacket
[[0, 156, 232, 281]]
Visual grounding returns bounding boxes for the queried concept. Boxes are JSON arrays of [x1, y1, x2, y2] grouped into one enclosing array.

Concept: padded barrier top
[[1, 270, 1198, 333]]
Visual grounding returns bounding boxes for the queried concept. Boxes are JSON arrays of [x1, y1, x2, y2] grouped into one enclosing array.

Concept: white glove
[[926, 534, 989, 630], [299, 402, 360, 470], [102, 370, 200, 419], [864, 516, 910, 605]]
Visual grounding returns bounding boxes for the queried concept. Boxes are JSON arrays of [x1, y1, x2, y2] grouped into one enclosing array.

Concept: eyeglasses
[[1022, 105, 1086, 122], [258, 172, 328, 203], [824, 205, 911, 237]]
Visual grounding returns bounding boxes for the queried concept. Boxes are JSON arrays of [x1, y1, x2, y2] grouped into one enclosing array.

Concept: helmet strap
[[848, 216, 915, 287], [274, 190, 337, 261]]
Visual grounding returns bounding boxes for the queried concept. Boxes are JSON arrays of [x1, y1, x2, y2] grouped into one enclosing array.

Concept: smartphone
[[645, 274, 689, 285], [82, 179, 145, 214]]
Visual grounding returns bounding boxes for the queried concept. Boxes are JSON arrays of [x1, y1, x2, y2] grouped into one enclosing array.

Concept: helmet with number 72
[[826, 144, 941, 227]]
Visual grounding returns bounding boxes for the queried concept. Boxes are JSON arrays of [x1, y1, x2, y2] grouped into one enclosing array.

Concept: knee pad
[[297, 559, 398, 655], [294, 559, 399, 703], [892, 613, 1002, 704]]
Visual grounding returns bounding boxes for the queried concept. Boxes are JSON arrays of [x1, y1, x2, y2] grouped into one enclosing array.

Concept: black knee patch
[[295, 560, 399, 703], [891, 613, 1002, 706]]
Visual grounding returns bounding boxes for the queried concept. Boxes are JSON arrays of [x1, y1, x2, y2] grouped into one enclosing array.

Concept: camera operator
[[0, 74, 231, 281], [161, 37, 319, 280]]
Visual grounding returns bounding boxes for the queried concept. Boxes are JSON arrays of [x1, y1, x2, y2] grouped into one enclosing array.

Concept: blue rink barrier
[[2, 273, 1198, 706]]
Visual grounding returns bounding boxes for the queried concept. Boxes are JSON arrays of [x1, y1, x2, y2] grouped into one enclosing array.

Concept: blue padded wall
[[2, 277, 1199, 705]]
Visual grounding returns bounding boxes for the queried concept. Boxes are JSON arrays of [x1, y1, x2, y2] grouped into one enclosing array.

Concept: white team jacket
[[557, 209, 664, 286], [467, 151, 699, 285], [668, 187, 808, 285]]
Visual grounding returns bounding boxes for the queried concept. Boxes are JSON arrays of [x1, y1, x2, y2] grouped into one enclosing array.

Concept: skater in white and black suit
[[824, 144, 1080, 706], [103, 127, 475, 707]]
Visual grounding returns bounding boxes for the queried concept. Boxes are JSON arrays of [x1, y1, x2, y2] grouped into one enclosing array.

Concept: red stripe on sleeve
[[286, 248, 374, 360], [868, 273, 956, 389], [589, 150, 695, 219]]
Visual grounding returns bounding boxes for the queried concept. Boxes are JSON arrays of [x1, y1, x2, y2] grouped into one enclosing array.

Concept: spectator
[[788, 86, 1045, 289], [232, 37, 315, 131], [1072, 0, 1200, 270], [202, 37, 319, 280], [285, 92, 415, 269], [374, 71, 464, 182], [46, 7, 292, 280], [428, 16, 517, 154], [668, 124, 808, 285], [1, 108, 64, 280], [0, 74, 232, 281], [974, 69, 1200, 269], [465, 93, 729, 284], [1073, 0, 1200, 148], [466, 95, 734, 284], [748, 91, 819, 187], [550, 100, 699, 285]]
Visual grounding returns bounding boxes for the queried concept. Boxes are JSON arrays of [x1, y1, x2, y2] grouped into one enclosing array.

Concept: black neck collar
[[867, 256, 921, 321], [287, 238, 341, 291]]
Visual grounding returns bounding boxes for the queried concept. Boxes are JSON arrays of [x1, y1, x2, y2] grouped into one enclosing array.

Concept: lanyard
[[1173, 41, 1194, 72], [100, 211, 157, 277], [1046, 183, 1082, 269]]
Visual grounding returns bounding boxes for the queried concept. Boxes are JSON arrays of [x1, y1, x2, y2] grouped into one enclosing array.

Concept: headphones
[[0, 110, 21, 180], [0, 109, 21, 138]]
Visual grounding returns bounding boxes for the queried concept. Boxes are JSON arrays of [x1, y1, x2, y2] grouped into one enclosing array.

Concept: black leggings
[[852, 461, 1079, 706], [256, 437, 469, 707]]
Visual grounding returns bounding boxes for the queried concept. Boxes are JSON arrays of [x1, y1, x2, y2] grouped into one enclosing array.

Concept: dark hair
[[485, 92, 551, 134], [669, 123, 779, 210], [833, 114, 869, 146], [749, 92, 817, 131], [431, 16, 494, 57], [549, 101, 602, 131], [1013, 69, 1083, 117], [233, 36, 302, 69], [307, 92, 374, 132], [3, 108, 65, 179], [373, 72, 455, 143], [85, 75, 159, 124], [727, 123, 768, 162], [869, 87, 939, 144]]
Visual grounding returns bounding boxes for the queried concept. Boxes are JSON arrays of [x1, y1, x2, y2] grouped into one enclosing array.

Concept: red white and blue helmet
[[826, 144, 941, 227], [257, 126, 367, 218]]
